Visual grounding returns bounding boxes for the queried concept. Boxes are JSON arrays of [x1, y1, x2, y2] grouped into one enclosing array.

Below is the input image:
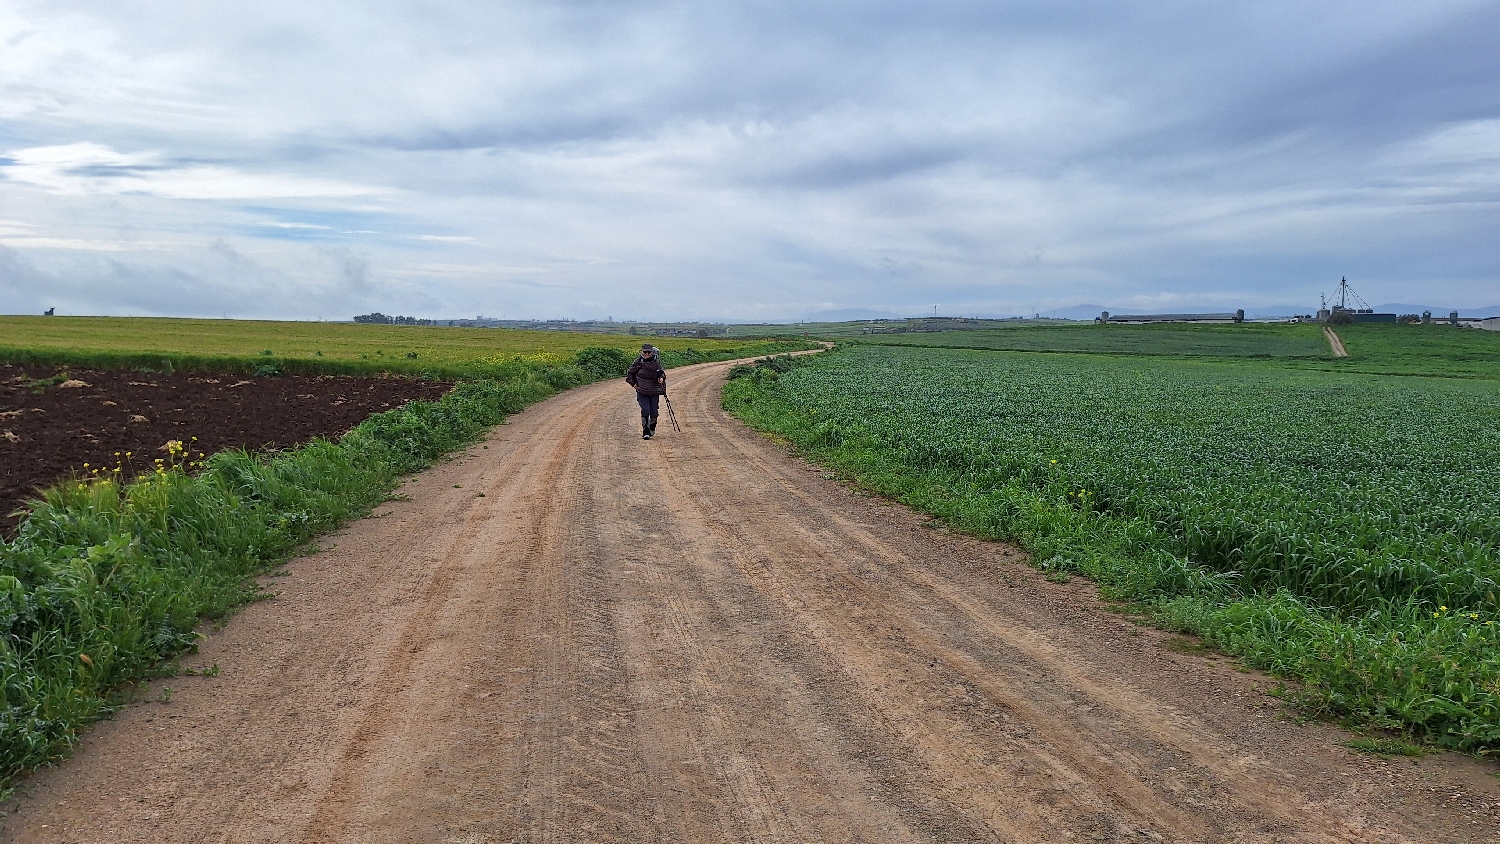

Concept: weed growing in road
[[1347, 736, 1425, 758]]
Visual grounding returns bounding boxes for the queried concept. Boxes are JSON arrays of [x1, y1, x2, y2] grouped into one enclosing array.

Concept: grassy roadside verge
[[0, 341, 801, 791], [723, 349, 1500, 754]]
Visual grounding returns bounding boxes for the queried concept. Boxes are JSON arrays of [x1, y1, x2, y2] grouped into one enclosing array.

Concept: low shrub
[[574, 346, 632, 380], [727, 354, 805, 381]]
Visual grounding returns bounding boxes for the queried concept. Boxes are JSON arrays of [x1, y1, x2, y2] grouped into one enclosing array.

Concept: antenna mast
[[1332, 277, 1371, 313]]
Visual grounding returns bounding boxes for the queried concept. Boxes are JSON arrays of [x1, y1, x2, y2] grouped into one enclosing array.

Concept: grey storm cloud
[[0, 0, 1496, 321]]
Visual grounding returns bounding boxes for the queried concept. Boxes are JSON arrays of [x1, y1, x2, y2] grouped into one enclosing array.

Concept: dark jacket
[[626, 355, 667, 395]]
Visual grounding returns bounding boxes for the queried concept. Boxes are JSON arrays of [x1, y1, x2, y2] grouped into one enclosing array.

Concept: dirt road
[[1323, 327, 1349, 357], [5, 359, 1497, 843]]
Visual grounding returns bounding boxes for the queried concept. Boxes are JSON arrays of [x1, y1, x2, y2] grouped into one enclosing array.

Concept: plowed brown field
[[0, 363, 450, 532], [3, 358, 1496, 843]]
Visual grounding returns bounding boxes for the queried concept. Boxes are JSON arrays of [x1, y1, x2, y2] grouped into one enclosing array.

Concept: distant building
[[1097, 310, 1244, 324], [1316, 278, 1397, 324]]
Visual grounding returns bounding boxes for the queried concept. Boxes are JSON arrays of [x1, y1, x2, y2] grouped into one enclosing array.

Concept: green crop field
[[729, 318, 1500, 377], [1309, 323, 1500, 380], [725, 345, 1500, 751], [856, 322, 1331, 358], [0, 316, 805, 378]]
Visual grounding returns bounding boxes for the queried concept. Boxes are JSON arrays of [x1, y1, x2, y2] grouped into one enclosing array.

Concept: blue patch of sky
[[234, 212, 480, 248], [235, 206, 395, 241]]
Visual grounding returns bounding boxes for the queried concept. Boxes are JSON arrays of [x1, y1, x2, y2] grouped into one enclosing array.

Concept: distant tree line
[[353, 313, 435, 326]]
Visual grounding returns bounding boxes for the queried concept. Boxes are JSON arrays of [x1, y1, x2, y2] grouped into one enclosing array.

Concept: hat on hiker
[[641, 343, 655, 351]]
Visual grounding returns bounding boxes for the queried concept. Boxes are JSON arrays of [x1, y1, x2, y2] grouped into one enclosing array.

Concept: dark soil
[[0, 363, 451, 534]]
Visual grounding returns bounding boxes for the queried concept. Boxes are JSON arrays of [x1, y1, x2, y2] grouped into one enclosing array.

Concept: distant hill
[[803, 308, 913, 322], [804, 308, 1035, 322], [1245, 305, 1317, 319]]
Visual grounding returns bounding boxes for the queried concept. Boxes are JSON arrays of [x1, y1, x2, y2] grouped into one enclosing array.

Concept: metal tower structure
[[1331, 277, 1372, 313]]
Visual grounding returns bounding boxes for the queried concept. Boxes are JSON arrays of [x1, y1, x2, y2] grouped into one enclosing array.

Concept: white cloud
[[259, 221, 333, 230], [2, 142, 387, 200], [0, 1, 1495, 319], [395, 263, 532, 276], [1375, 120, 1500, 207], [0, 236, 144, 251], [0, 217, 170, 251]]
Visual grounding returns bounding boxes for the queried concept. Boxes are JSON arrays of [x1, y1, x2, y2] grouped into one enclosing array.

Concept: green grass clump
[[1347, 736, 1425, 757], [724, 346, 1500, 751]]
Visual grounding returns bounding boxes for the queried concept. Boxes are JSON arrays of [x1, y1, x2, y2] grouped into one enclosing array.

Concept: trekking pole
[[663, 393, 682, 432]]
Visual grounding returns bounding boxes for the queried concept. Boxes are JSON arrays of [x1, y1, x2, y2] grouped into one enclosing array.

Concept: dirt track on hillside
[[4, 358, 1497, 843]]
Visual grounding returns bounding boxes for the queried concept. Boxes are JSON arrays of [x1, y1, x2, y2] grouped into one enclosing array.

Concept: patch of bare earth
[[3, 359, 1496, 843], [0, 363, 450, 533]]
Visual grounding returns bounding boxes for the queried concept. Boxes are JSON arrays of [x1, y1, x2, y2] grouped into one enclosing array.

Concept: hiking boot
[[648, 414, 659, 435], [642, 418, 652, 440]]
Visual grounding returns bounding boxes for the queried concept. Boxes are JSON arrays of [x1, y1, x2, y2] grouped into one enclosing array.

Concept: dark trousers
[[636, 393, 660, 417]]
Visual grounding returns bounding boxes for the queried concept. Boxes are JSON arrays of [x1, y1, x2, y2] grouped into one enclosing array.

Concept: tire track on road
[[297, 389, 602, 842]]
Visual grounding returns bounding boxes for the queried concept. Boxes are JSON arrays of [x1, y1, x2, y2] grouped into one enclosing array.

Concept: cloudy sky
[[1, 1, 1496, 322]]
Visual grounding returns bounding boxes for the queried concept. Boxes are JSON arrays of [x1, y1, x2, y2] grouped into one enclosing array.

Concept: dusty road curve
[[5, 359, 1498, 843]]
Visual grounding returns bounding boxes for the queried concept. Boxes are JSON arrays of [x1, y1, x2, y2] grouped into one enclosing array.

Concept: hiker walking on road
[[625, 343, 667, 440]]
